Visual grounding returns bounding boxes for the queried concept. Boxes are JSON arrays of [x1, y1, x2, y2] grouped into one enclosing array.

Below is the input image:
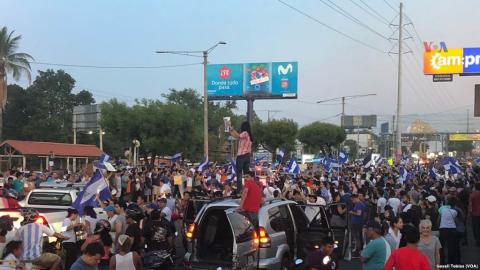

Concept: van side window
[[227, 212, 255, 243], [290, 204, 309, 231], [267, 205, 292, 233]]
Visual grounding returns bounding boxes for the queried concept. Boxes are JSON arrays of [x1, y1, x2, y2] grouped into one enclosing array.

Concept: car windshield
[[28, 192, 72, 206]]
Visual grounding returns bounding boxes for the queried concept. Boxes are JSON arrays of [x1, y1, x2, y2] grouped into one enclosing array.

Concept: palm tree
[[0, 26, 34, 140]]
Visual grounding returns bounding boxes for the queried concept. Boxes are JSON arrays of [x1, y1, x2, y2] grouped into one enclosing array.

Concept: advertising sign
[[423, 43, 480, 75], [207, 62, 298, 100], [449, 133, 480, 141], [341, 115, 377, 129]]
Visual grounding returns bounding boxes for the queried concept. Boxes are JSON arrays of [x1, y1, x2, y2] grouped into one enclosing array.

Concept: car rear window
[[28, 192, 72, 206], [227, 212, 255, 243]]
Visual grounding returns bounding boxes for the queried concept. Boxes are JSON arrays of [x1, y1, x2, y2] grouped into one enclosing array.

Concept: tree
[[254, 118, 298, 161], [448, 140, 473, 155], [297, 122, 346, 154], [344, 139, 358, 160], [0, 26, 34, 140], [3, 69, 95, 142]]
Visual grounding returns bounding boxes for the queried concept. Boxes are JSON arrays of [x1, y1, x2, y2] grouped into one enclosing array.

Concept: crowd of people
[[0, 123, 477, 270]]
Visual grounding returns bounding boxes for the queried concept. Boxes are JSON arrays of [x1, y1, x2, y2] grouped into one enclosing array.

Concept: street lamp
[[156, 41, 227, 161]]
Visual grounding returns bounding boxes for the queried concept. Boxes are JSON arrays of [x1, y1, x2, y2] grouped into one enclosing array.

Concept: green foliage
[[3, 69, 95, 142], [298, 122, 346, 154], [448, 140, 473, 154], [254, 118, 298, 161], [344, 139, 358, 160], [100, 89, 240, 161]]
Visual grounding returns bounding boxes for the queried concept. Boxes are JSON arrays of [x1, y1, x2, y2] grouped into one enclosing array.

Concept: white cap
[[427, 195, 437, 203]]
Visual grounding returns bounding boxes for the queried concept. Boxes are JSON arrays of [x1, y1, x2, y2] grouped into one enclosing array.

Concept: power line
[[318, 0, 390, 40], [358, 0, 392, 24], [347, 0, 390, 26], [383, 0, 398, 13], [31, 61, 202, 69], [277, 0, 387, 54]]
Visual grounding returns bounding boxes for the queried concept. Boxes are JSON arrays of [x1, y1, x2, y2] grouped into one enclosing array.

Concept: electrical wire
[[358, 0, 392, 24], [383, 0, 398, 13], [31, 61, 202, 69], [318, 0, 390, 40], [347, 0, 390, 26], [277, 0, 387, 54]]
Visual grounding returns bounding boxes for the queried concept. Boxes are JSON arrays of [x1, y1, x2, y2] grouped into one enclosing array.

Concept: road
[[172, 219, 480, 269]]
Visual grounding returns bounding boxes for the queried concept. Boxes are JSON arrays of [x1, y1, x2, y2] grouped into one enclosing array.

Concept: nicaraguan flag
[[287, 159, 300, 174], [414, 160, 421, 174], [171, 152, 182, 162], [93, 153, 116, 171], [276, 148, 285, 163], [399, 166, 409, 183], [227, 158, 236, 182], [374, 157, 386, 168], [363, 155, 372, 168], [72, 169, 111, 216], [197, 156, 209, 172], [428, 163, 438, 180], [442, 157, 462, 174], [338, 151, 348, 164], [255, 156, 265, 165], [474, 157, 480, 165], [400, 155, 410, 165]]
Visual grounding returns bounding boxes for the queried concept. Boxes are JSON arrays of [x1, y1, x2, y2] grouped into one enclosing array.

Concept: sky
[[3, 0, 480, 133]]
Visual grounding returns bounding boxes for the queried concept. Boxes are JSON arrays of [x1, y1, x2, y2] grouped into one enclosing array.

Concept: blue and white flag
[[324, 158, 341, 172], [400, 155, 410, 165], [197, 156, 209, 172], [475, 157, 480, 165], [338, 151, 348, 164], [414, 160, 421, 174], [93, 153, 115, 171], [287, 159, 300, 174], [428, 163, 438, 180], [72, 169, 111, 216], [399, 167, 409, 183], [374, 157, 386, 168], [276, 148, 285, 163], [363, 155, 372, 168], [227, 159, 236, 182], [171, 152, 182, 163], [442, 157, 462, 174], [255, 156, 266, 165]]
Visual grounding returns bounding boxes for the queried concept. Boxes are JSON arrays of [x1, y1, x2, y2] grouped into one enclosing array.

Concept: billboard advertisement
[[341, 115, 377, 129], [449, 133, 480, 141], [424, 46, 480, 75], [207, 61, 298, 100]]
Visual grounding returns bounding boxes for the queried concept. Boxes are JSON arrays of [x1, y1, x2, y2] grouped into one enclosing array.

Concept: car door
[[326, 202, 351, 259], [224, 208, 258, 270]]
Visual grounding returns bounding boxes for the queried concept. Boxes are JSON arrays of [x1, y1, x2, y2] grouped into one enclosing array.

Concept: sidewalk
[[461, 218, 480, 264]]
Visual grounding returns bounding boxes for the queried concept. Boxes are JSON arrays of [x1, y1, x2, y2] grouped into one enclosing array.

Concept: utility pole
[[467, 109, 470, 133], [341, 96, 345, 128], [395, 2, 403, 162], [316, 93, 376, 127]]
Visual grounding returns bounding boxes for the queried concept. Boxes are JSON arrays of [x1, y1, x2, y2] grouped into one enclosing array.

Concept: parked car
[[183, 198, 347, 270]]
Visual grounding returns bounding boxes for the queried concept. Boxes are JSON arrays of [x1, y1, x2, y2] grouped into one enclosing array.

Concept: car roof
[[29, 189, 76, 194], [203, 197, 294, 210]]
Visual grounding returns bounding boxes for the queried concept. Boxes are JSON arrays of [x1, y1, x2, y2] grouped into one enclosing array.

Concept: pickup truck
[[0, 187, 107, 244]]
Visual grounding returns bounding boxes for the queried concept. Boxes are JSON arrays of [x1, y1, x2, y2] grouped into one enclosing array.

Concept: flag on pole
[[227, 158, 236, 182], [93, 153, 116, 171], [171, 152, 182, 163], [442, 157, 462, 174], [374, 157, 386, 168], [338, 151, 348, 164], [287, 159, 300, 174], [399, 166, 409, 184], [363, 155, 372, 168], [72, 169, 111, 216], [428, 163, 438, 180], [198, 156, 209, 172], [276, 148, 285, 163]]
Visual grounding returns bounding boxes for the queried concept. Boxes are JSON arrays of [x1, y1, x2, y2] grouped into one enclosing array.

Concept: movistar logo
[[278, 64, 293, 75]]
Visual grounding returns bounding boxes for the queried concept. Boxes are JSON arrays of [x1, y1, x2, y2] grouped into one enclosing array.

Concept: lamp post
[[156, 41, 226, 161]]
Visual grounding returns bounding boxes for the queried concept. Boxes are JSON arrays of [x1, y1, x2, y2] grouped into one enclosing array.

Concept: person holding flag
[[229, 121, 253, 191]]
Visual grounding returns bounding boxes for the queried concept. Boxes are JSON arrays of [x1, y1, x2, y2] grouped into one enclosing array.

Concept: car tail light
[[35, 216, 47, 225], [257, 227, 271, 248], [186, 223, 196, 239]]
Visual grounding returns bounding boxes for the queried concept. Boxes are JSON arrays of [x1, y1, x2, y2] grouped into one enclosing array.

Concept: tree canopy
[[254, 118, 298, 161], [298, 121, 346, 154]]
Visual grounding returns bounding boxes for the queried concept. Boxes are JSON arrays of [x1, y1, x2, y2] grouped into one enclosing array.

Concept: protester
[[361, 221, 387, 270], [230, 121, 253, 191], [470, 182, 480, 247], [239, 171, 263, 227], [71, 242, 105, 270], [62, 208, 83, 270], [84, 206, 99, 235], [383, 226, 430, 270], [109, 234, 142, 270], [0, 241, 24, 270], [306, 236, 339, 270], [350, 193, 366, 255], [385, 216, 403, 251], [439, 196, 461, 264], [417, 219, 442, 270], [81, 219, 113, 270]]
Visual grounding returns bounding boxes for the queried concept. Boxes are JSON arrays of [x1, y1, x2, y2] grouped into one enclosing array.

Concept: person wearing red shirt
[[239, 171, 263, 227], [383, 226, 430, 270], [470, 182, 480, 247]]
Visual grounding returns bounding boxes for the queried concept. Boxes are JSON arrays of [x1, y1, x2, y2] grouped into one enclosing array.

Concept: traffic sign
[[433, 74, 453, 82]]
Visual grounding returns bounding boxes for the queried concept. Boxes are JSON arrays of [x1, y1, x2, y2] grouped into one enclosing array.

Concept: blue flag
[[72, 169, 111, 216], [442, 157, 462, 174], [428, 163, 438, 180], [171, 152, 182, 162], [399, 166, 409, 183], [276, 148, 285, 163], [287, 159, 300, 174], [197, 156, 209, 172], [227, 158, 236, 183], [338, 151, 348, 164]]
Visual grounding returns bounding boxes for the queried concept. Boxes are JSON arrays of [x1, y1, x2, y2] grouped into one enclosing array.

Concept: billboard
[[73, 104, 102, 132], [475, 84, 480, 117], [424, 46, 480, 75], [342, 115, 377, 129], [207, 62, 298, 100], [449, 133, 480, 141]]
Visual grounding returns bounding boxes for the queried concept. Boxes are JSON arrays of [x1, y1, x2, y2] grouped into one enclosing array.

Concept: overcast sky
[[3, 0, 480, 132]]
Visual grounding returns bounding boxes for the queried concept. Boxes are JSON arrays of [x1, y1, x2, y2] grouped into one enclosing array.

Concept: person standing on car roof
[[239, 171, 263, 227], [229, 121, 253, 192], [307, 236, 339, 270]]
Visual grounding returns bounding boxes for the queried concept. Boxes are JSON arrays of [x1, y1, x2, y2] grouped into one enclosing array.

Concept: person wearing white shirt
[[377, 190, 387, 215], [62, 208, 83, 270], [387, 190, 401, 216], [439, 197, 460, 264], [158, 198, 172, 222]]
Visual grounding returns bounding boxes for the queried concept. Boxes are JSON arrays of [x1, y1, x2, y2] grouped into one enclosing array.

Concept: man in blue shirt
[[349, 193, 366, 255], [361, 220, 387, 270], [70, 242, 105, 270]]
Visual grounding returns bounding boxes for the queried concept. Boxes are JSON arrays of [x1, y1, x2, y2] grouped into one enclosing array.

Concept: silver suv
[[183, 198, 347, 270]]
